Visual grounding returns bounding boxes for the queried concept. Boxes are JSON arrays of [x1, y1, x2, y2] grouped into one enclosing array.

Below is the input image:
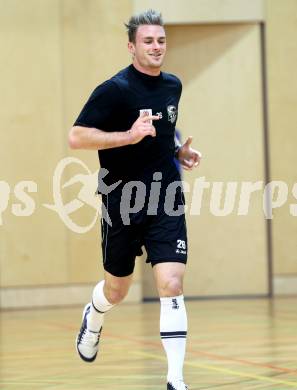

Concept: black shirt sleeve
[[73, 80, 121, 129]]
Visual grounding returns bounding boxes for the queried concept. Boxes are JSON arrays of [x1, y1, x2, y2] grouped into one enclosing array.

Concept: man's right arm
[[68, 126, 132, 150], [68, 113, 159, 150]]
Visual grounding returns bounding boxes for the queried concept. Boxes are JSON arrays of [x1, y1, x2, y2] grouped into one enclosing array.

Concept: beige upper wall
[[133, 0, 265, 24], [0, 0, 68, 286], [266, 0, 297, 275]]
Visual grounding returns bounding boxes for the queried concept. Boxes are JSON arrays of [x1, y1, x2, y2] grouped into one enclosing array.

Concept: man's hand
[[127, 112, 159, 145], [178, 136, 202, 170]]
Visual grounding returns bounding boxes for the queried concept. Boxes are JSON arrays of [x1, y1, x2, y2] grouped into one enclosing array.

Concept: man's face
[[129, 25, 166, 73]]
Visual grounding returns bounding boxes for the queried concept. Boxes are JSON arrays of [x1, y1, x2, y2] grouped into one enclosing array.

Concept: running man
[[69, 9, 201, 390]]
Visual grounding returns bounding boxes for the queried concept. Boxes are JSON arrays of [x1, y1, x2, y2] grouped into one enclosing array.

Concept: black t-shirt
[[74, 64, 182, 185]]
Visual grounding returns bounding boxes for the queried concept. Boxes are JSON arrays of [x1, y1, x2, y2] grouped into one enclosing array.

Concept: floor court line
[[4, 319, 295, 377], [133, 351, 297, 388], [187, 347, 297, 376], [41, 320, 297, 376], [101, 331, 297, 376]]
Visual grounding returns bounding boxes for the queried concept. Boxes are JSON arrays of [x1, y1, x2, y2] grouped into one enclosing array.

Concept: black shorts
[[100, 184, 188, 277]]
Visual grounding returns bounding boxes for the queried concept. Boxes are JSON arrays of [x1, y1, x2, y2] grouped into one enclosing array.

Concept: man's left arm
[[175, 135, 202, 171]]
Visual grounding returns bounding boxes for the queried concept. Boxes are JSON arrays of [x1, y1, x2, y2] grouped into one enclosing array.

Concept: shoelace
[[80, 328, 99, 345]]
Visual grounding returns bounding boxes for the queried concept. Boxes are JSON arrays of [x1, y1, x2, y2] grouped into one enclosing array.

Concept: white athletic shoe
[[76, 303, 102, 363], [167, 381, 189, 390]]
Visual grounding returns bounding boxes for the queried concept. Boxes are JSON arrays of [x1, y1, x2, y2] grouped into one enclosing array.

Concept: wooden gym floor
[[1, 298, 297, 389]]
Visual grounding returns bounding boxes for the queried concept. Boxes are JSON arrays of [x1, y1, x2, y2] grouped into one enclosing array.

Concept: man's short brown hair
[[125, 9, 164, 43]]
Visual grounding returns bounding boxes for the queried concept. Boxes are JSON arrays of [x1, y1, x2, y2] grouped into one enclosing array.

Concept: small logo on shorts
[[172, 298, 179, 310]]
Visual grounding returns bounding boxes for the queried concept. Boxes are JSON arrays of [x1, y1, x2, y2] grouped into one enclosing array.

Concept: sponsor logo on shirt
[[139, 109, 163, 122], [139, 108, 152, 124]]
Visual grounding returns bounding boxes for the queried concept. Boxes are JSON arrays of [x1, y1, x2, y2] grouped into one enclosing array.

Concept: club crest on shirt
[[167, 105, 177, 123]]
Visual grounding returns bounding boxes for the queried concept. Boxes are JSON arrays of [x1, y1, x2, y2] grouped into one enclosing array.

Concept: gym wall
[[1, 0, 296, 307]]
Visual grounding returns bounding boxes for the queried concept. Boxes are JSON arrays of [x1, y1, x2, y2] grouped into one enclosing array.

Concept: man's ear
[[127, 41, 135, 56]]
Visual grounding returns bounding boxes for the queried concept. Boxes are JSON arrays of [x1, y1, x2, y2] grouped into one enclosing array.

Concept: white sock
[[87, 280, 114, 332], [160, 295, 188, 384]]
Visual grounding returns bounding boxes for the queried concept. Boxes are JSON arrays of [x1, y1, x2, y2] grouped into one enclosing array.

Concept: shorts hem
[[103, 265, 134, 277], [148, 258, 187, 267]]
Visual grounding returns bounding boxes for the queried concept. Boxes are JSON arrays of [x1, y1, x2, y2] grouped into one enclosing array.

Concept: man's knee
[[158, 276, 183, 297], [104, 282, 129, 304]]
